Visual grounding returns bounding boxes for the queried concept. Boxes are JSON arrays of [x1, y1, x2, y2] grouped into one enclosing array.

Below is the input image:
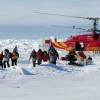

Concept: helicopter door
[[80, 42, 84, 50], [75, 42, 84, 51]]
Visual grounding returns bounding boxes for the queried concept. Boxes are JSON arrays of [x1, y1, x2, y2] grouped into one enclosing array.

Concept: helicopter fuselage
[[52, 33, 100, 51]]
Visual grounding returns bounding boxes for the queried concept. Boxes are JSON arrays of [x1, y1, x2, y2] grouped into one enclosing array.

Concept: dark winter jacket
[[68, 49, 76, 56], [0, 54, 4, 61]]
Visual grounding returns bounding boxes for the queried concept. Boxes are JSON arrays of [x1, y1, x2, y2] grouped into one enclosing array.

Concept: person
[[48, 46, 59, 65], [13, 45, 18, 53], [68, 48, 77, 65], [65, 54, 70, 61], [37, 49, 43, 65], [76, 48, 87, 66], [11, 49, 19, 66], [78, 49, 86, 59], [29, 49, 37, 67], [87, 56, 93, 64], [0, 51, 4, 68], [3, 49, 10, 68], [75, 56, 85, 66], [43, 51, 48, 62]]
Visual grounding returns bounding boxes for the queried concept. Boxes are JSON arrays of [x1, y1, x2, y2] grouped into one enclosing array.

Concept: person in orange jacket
[[11, 50, 19, 66]]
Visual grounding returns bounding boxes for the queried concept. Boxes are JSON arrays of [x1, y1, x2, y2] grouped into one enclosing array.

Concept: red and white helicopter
[[34, 12, 100, 53]]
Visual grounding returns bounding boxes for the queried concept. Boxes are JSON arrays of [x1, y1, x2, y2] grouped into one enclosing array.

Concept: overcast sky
[[0, 0, 100, 39], [0, 0, 100, 26]]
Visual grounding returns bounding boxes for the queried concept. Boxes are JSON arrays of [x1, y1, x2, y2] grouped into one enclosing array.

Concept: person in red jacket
[[43, 51, 48, 62], [37, 49, 43, 65], [0, 51, 4, 68]]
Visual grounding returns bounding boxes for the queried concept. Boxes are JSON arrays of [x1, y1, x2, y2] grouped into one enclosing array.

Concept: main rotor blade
[[51, 25, 87, 31], [34, 12, 87, 19], [34, 11, 100, 20], [97, 30, 100, 32], [78, 31, 91, 33]]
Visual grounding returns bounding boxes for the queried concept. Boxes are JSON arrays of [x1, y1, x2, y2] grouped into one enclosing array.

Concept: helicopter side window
[[76, 37, 78, 40], [73, 37, 75, 40]]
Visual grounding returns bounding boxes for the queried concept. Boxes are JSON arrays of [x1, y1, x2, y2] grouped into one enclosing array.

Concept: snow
[[0, 39, 100, 100]]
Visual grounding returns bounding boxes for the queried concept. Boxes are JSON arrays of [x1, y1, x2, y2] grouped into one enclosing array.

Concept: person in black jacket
[[68, 48, 77, 65], [29, 49, 37, 67], [48, 45, 59, 65]]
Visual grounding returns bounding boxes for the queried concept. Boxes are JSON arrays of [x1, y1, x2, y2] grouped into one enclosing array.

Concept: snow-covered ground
[[0, 39, 100, 100]]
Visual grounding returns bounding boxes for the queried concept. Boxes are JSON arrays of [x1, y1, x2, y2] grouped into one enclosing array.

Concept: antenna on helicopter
[[33, 12, 100, 39]]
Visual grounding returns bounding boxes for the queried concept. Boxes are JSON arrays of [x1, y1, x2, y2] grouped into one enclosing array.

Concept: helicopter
[[34, 12, 100, 52]]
